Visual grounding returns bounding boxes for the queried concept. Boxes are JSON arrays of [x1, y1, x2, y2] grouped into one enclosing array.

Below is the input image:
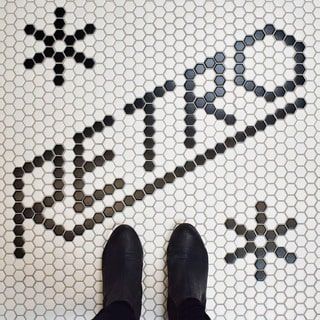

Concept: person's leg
[[167, 223, 211, 320], [93, 225, 143, 320]]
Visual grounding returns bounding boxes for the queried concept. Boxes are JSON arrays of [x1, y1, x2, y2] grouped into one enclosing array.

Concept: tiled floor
[[0, 0, 319, 319]]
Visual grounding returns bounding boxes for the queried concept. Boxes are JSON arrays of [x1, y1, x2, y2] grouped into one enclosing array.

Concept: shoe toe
[[168, 223, 207, 258], [104, 225, 143, 258]]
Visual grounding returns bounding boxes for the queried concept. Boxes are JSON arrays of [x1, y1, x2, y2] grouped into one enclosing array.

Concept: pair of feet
[[103, 223, 208, 319]]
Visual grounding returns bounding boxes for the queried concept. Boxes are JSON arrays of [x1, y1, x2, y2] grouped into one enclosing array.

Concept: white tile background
[[0, 0, 319, 319]]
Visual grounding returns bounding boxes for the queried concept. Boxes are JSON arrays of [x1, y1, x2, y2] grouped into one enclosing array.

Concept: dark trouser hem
[[93, 297, 210, 320], [93, 301, 136, 320], [168, 297, 211, 320]]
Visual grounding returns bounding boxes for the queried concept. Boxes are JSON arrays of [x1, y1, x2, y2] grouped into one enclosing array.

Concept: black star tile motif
[[24, 7, 96, 85], [224, 201, 298, 281]]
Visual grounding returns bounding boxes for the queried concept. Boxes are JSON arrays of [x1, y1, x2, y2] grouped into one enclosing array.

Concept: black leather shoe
[[167, 223, 209, 318], [103, 225, 143, 320]]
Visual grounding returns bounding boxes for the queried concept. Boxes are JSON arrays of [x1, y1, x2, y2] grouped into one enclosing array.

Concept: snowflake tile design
[[24, 7, 95, 85], [224, 201, 297, 281]]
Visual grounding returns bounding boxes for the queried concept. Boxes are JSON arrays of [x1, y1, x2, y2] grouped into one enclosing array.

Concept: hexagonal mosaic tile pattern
[[1, 0, 320, 319]]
